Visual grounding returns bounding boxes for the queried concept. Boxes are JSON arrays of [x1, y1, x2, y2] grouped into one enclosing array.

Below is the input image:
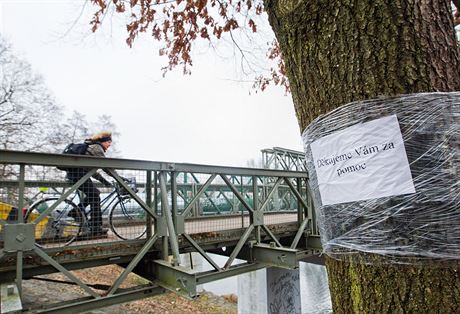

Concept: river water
[[182, 252, 332, 314]]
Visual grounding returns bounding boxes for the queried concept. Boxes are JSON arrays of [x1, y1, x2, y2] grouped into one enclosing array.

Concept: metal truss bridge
[[0, 148, 320, 313]]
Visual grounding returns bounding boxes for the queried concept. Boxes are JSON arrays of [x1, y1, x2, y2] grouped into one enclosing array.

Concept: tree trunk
[[264, 0, 460, 312], [265, 0, 460, 128]]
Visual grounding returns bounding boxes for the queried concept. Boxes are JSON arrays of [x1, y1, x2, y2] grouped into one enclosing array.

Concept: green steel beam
[[146, 170, 153, 238], [290, 217, 311, 249], [107, 234, 159, 296], [34, 170, 96, 224], [181, 174, 216, 217], [16, 251, 23, 299], [224, 224, 255, 270], [182, 233, 220, 271], [252, 244, 300, 269], [306, 235, 323, 250], [4, 224, 35, 252], [260, 225, 283, 248], [190, 173, 221, 214], [159, 172, 181, 265], [154, 260, 198, 299], [259, 177, 283, 212], [106, 169, 159, 220], [18, 165, 25, 223], [283, 177, 310, 211], [32, 284, 165, 314], [220, 175, 254, 214], [0, 254, 137, 283], [171, 171, 178, 222], [33, 247, 99, 298], [0, 150, 308, 178], [196, 262, 266, 285]]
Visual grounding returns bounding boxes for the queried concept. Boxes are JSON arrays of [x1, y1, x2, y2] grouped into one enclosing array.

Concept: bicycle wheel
[[109, 196, 147, 240], [25, 197, 86, 246]]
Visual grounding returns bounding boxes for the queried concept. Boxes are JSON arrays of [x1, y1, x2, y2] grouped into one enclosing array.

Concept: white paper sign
[[310, 115, 415, 205]]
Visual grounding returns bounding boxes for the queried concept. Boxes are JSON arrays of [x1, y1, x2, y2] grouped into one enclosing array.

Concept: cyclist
[[65, 131, 118, 236]]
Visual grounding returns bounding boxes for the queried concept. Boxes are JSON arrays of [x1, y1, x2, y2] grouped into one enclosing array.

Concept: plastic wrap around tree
[[302, 92, 459, 264]]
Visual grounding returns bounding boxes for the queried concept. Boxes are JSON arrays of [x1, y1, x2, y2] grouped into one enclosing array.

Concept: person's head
[[90, 131, 112, 151]]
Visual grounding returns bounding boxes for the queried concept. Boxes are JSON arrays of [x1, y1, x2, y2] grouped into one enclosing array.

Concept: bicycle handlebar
[[113, 177, 138, 194]]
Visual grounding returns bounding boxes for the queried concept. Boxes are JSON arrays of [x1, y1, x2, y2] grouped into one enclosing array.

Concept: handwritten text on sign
[[310, 115, 415, 205]]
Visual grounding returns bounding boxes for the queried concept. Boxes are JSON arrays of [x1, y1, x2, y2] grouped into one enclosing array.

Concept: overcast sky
[[0, 0, 304, 167]]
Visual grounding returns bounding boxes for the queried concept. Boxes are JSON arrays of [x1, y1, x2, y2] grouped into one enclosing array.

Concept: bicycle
[[24, 178, 147, 246]]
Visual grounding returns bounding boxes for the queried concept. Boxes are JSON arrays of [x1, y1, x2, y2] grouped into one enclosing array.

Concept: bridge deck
[[0, 213, 300, 278]]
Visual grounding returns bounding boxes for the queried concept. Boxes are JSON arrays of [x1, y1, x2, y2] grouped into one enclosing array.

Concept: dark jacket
[[85, 140, 106, 158], [80, 140, 112, 185]]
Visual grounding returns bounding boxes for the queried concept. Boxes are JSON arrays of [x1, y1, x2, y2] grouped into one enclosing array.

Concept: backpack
[[62, 143, 88, 155], [56, 143, 89, 171]]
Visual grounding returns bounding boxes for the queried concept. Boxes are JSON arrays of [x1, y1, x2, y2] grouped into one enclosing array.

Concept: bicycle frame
[[67, 184, 129, 219]]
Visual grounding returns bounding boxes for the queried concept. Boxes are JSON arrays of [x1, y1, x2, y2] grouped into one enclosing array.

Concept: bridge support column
[[1, 282, 22, 313], [237, 268, 267, 314], [266, 267, 301, 314]]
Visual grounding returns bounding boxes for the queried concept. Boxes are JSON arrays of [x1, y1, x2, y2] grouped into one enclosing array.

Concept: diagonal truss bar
[[259, 177, 283, 212], [219, 189, 233, 209], [107, 234, 159, 296], [182, 233, 221, 271], [266, 153, 276, 169], [36, 285, 165, 314], [261, 225, 282, 248], [106, 169, 159, 220], [177, 189, 187, 202], [283, 177, 310, 210], [191, 173, 220, 213], [279, 189, 291, 204], [220, 175, 254, 213], [181, 174, 216, 217], [276, 154, 291, 171], [34, 170, 96, 225], [224, 224, 255, 270], [206, 191, 221, 213], [290, 217, 311, 249], [33, 246, 99, 298], [229, 175, 241, 185]]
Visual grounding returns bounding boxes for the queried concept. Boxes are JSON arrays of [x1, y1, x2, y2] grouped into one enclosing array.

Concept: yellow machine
[[0, 201, 16, 230], [0, 201, 49, 239]]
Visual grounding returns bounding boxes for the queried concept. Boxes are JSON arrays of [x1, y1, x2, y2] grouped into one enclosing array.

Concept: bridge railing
[[0, 150, 317, 245], [0, 150, 320, 311]]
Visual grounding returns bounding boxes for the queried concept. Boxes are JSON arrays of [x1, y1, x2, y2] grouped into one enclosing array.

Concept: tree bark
[[264, 0, 460, 312], [265, 0, 460, 128], [326, 256, 460, 313]]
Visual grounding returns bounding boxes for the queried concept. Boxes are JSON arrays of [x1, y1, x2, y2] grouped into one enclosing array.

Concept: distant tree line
[[0, 35, 120, 188], [0, 35, 120, 156]]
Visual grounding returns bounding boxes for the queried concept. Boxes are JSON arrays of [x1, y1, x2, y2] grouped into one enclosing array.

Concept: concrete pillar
[[238, 269, 267, 314], [299, 262, 332, 313], [237, 263, 332, 314], [266, 267, 301, 314]]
